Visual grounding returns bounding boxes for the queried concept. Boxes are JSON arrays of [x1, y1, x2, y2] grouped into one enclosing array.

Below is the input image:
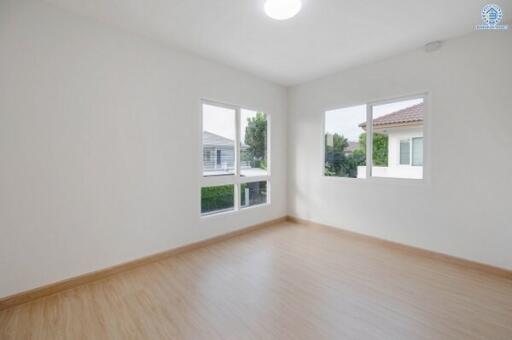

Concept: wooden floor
[[1, 222, 512, 340]]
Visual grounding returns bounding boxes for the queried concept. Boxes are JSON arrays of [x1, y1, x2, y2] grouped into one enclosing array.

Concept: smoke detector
[[425, 41, 443, 53]]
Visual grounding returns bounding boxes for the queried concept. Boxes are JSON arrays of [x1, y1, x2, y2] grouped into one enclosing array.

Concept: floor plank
[[1, 222, 511, 339]]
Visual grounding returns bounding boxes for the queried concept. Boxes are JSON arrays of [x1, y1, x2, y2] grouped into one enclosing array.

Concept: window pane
[[240, 109, 267, 177], [412, 137, 423, 166], [400, 140, 410, 165], [324, 105, 367, 178], [240, 181, 267, 208], [370, 98, 424, 179], [202, 104, 236, 177], [201, 185, 234, 215]]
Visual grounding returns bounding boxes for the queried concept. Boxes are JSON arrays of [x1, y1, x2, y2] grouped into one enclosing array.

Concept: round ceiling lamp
[[264, 0, 302, 20]]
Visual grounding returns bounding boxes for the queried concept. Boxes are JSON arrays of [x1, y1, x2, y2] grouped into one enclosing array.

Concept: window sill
[[200, 202, 271, 219], [321, 174, 427, 186]]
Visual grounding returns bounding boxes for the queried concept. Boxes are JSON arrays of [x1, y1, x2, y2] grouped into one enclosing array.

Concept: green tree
[[325, 133, 351, 176], [359, 133, 388, 166], [325, 132, 372, 178], [201, 185, 234, 214], [244, 112, 267, 169]]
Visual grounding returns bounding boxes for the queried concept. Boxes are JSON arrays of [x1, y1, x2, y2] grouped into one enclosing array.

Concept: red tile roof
[[360, 102, 424, 129]]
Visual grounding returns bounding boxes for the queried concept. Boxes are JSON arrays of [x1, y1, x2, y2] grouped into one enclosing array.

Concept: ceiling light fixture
[[264, 0, 302, 20]]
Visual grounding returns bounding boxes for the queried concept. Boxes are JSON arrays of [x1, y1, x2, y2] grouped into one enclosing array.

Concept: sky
[[204, 98, 422, 144], [203, 104, 235, 140], [203, 104, 259, 142], [325, 98, 423, 142]]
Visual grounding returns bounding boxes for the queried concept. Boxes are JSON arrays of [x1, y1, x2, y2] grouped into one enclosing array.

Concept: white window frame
[[321, 92, 429, 183], [200, 99, 271, 216], [398, 137, 423, 167]]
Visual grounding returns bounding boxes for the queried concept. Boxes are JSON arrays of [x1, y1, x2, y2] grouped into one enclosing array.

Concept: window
[[370, 97, 424, 179], [240, 181, 267, 208], [240, 109, 268, 177], [324, 95, 426, 180], [412, 137, 423, 166], [216, 150, 222, 166], [205, 150, 213, 163], [201, 102, 269, 215], [201, 185, 234, 215], [400, 140, 410, 165], [324, 105, 367, 178], [202, 104, 236, 176]]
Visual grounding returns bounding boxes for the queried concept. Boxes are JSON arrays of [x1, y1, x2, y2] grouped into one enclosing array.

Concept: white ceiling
[[44, 0, 511, 86]]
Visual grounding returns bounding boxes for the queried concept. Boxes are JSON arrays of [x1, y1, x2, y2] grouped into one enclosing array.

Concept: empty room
[[1, 0, 511, 339]]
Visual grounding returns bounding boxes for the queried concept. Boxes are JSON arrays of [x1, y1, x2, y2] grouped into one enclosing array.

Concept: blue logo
[[476, 4, 508, 30]]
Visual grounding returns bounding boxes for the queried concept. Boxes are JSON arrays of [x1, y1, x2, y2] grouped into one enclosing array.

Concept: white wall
[[288, 31, 512, 270], [0, 0, 287, 297]]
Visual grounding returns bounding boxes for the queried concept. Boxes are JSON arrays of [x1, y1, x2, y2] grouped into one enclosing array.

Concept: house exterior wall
[[203, 146, 235, 172], [357, 127, 423, 179]]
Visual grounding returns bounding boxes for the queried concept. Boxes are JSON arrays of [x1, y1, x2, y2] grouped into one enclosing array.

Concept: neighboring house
[[203, 131, 250, 176], [357, 103, 424, 179], [203, 131, 236, 175], [344, 141, 360, 156]]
